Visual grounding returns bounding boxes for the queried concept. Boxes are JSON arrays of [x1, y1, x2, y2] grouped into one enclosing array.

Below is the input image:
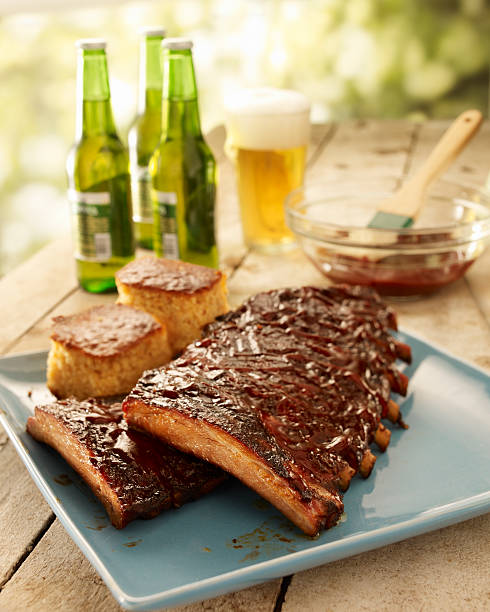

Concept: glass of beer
[[225, 88, 310, 253]]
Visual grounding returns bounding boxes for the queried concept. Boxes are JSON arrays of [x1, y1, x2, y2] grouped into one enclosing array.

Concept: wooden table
[[0, 121, 489, 612]]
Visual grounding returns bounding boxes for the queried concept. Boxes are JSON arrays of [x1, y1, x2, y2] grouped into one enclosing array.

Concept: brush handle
[[379, 109, 483, 218], [411, 110, 482, 190], [401, 110, 483, 210]]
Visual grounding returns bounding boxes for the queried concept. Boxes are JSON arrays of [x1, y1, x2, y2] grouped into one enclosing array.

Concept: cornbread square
[[115, 256, 229, 355], [47, 304, 172, 400]]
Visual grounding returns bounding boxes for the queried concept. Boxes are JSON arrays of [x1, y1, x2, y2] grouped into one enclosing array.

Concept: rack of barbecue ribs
[[27, 399, 226, 528], [123, 285, 412, 536]]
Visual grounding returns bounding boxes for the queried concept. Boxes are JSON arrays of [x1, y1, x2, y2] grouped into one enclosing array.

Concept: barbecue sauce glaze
[[125, 286, 411, 524], [29, 398, 225, 527]]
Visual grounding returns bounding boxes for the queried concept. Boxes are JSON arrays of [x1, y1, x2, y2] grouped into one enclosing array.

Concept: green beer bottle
[[128, 27, 166, 250], [150, 38, 218, 268], [66, 39, 135, 293]]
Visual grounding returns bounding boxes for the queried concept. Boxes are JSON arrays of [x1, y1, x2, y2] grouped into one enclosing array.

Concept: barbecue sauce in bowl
[[311, 251, 476, 297]]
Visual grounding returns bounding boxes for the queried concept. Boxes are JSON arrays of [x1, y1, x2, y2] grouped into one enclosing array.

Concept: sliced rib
[[27, 398, 226, 528]]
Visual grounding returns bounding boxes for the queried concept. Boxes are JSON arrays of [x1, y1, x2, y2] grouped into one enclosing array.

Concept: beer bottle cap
[[162, 38, 193, 50], [139, 26, 167, 38], [76, 39, 107, 50]]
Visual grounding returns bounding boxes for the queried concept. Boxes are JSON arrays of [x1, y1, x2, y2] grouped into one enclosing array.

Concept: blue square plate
[[0, 330, 489, 610]]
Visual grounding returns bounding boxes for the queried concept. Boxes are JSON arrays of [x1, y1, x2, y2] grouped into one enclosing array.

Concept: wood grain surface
[[0, 121, 489, 612]]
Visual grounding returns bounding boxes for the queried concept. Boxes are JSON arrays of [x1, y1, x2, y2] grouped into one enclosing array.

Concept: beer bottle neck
[[139, 35, 163, 113], [77, 49, 117, 139], [162, 48, 202, 138]]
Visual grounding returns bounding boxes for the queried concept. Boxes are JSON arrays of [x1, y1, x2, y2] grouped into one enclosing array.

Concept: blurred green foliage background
[[0, 0, 489, 275]]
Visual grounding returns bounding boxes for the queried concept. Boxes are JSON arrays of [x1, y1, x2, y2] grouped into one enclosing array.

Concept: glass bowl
[[285, 177, 490, 298]]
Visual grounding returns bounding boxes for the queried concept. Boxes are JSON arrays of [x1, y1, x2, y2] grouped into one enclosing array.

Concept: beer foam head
[[224, 88, 310, 151]]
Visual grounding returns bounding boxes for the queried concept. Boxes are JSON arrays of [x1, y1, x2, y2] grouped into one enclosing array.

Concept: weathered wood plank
[[0, 242, 79, 592], [216, 151, 245, 271], [0, 237, 77, 355], [307, 119, 416, 181], [0, 520, 122, 612], [308, 123, 336, 159], [465, 249, 490, 329], [205, 124, 227, 163], [395, 280, 490, 370], [175, 579, 281, 612], [227, 247, 326, 307], [7, 288, 115, 356], [0, 519, 281, 612], [0, 442, 53, 588], [207, 122, 245, 272], [282, 513, 490, 612]]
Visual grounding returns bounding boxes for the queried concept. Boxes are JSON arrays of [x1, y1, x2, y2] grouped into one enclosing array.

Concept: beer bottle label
[[132, 165, 153, 223], [69, 189, 112, 262], [153, 190, 179, 260]]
